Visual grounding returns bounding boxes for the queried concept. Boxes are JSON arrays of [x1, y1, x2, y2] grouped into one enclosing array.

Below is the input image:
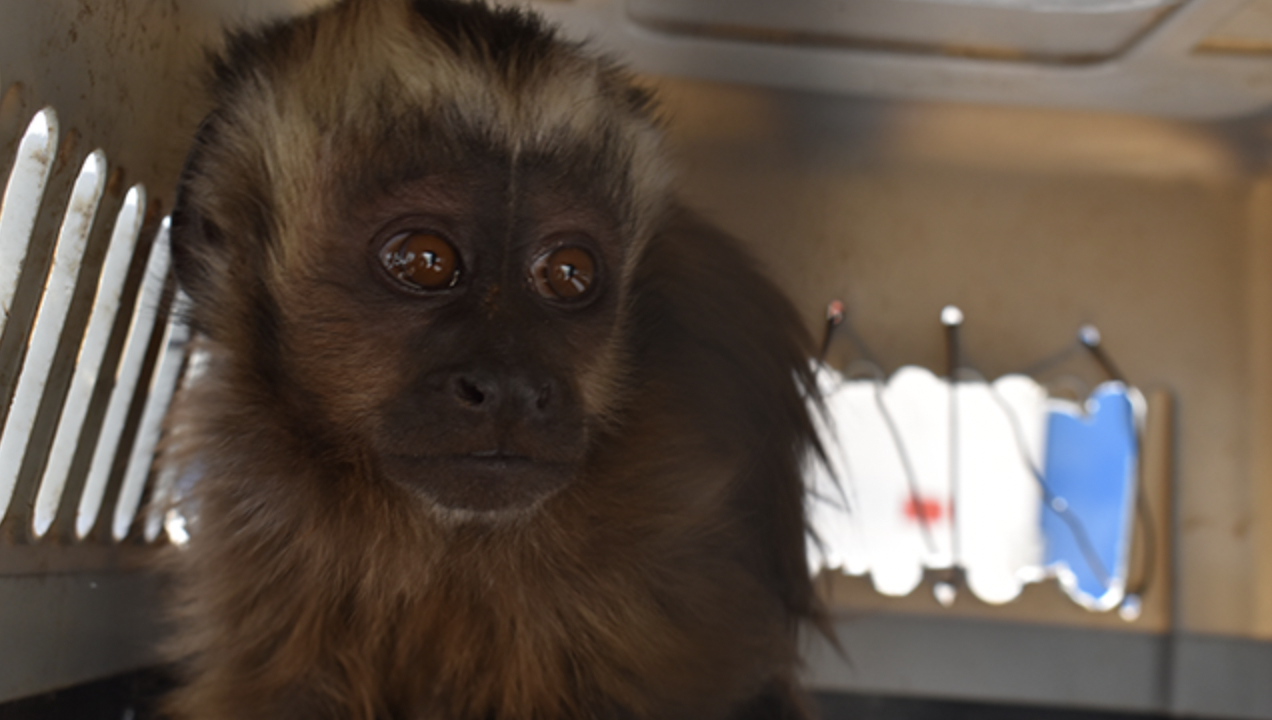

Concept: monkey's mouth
[[378, 450, 576, 515]]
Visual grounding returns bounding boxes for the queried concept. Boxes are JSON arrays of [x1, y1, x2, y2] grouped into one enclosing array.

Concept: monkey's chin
[[379, 453, 575, 518]]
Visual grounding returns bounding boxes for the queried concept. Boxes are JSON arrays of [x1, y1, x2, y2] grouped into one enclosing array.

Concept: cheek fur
[[275, 282, 419, 439], [573, 325, 630, 425]]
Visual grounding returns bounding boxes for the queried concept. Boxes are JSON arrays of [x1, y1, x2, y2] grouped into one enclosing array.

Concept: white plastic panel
[[76, 219, 171, 540], [531, 0, 1272, 118], [31, 186, 147, 538], [0, 150, 106, 522], [113, 293, 189, 541], [0, 109, 57, 337], [144, 337, 207, 545], [625, 0, 1181, 61], [959, 374, 1047, 605]]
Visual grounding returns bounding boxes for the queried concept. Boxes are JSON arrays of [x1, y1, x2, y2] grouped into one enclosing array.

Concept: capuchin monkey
[[160, 0, 825, 718]]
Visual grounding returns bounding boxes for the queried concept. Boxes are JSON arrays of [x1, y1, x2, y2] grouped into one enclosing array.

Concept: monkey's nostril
[[535, 384, 552, 411], [455, 377, 485, 406]]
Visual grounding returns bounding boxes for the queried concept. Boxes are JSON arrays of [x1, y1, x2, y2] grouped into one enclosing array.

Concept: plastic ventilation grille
[[0, 94, 187, 548]]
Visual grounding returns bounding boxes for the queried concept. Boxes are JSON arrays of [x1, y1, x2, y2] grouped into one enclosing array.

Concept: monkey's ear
[[168, 118, 228, 338]]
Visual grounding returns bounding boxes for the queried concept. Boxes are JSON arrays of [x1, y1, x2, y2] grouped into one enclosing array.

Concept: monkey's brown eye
[[379, 232, 461, 290], [531, 246, 596, 301]]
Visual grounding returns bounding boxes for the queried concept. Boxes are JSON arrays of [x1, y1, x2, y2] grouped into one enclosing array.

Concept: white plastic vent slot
[[32, 186, 146, 537], [0, 150, 106, 521], [76, 220, 171, 539], [114, 290, 189, 541], [0, 109, 56, 333]]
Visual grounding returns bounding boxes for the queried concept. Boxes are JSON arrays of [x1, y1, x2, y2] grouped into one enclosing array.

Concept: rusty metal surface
[[0, 571, 164, 702], [0, 0, 328, 215]]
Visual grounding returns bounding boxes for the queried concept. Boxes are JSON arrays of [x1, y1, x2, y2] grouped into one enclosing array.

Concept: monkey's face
[[171, 0, 670, 520], [266, 149, 636, 517]]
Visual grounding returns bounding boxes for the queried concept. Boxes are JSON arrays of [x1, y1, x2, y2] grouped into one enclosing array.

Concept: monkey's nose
[[450, 371, 556, 417], [454, 376, 487, 406]]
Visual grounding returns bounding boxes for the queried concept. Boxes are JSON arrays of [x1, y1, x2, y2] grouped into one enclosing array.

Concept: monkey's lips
[[379, 450, 576, 514]]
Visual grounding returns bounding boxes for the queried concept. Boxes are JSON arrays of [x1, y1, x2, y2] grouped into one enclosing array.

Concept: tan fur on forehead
[[207, 0, 670, 274]]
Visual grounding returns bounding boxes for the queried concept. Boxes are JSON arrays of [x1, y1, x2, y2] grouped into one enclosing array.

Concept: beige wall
[[653, 75, 1267, 639]]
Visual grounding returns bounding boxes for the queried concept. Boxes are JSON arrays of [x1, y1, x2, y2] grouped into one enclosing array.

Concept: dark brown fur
[[161, 1, 823, 718]]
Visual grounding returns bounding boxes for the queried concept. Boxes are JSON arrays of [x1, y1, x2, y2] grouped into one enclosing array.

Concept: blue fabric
[[1040, 383, 1139, 609]]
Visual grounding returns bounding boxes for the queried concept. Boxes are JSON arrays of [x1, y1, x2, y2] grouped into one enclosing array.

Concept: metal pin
[[819, 299, 845, 360], [1119, 594, 1143, 622], [1078, 324, 1126, 382], [941, 305, 963, 381], [934, 580, 958, 608]]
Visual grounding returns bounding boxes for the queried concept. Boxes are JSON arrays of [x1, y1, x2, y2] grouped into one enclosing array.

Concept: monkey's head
[[170, 0, 671, 517]]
